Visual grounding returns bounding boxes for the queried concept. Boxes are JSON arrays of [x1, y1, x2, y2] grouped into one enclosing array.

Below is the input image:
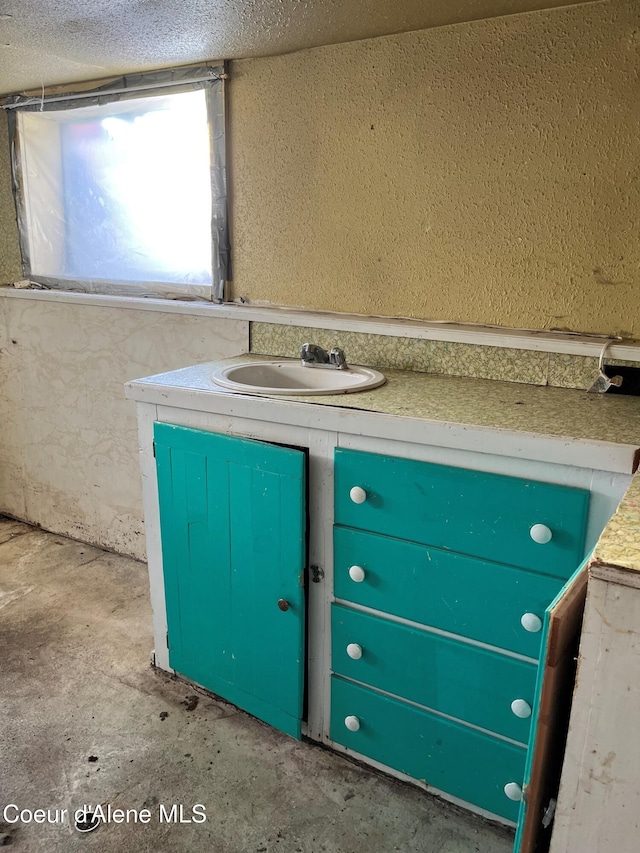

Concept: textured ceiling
[[0, 0, 596, 96]]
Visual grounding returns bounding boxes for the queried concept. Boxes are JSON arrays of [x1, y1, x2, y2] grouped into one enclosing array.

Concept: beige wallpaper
[[0, 296, 248, 558], [249, 322, 640, 390], [229, 0, 640, 338]]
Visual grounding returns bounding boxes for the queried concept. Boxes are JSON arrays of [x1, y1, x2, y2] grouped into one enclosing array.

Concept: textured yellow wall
[[229, 0, 640, 337], [0, 113, 23, 284]]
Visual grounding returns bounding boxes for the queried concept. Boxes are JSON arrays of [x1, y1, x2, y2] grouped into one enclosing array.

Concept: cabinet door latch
[[309, 564, 324, 584]]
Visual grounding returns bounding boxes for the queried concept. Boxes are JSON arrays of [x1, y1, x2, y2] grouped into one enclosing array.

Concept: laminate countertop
[[592, 473, 640, 578], [126, 354, 640, 447]]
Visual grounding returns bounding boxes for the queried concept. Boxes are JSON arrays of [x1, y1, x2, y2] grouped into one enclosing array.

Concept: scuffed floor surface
[[0, 518, 514, 853]]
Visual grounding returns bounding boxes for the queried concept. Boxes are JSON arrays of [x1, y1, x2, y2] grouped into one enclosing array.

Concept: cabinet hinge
[[309, 565, 324, 583], [152, 441, 156, 458], [542, 797, 556, 829], [166, 630, 169, 649]]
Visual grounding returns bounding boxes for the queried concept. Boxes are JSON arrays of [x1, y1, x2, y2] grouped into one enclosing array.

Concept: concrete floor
[[0, 518, 514, 853]]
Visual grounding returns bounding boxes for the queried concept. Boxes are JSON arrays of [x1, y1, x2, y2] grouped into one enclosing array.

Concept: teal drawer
[[332, 604, 536, 743], [331, 675, 526, 822], [334, 526, 563, 658], [335, 448, 589, 578]]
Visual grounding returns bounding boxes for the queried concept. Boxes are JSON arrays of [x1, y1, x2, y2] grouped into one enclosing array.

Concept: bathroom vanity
[[125, 355, 640, 844]]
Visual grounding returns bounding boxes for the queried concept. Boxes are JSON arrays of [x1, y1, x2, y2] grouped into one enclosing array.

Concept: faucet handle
[[329, 348, 347, 369]]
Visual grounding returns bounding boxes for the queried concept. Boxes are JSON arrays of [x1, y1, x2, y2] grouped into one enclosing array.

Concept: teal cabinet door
[[513, 554, 591, 852], [154, 423, 306, 739]]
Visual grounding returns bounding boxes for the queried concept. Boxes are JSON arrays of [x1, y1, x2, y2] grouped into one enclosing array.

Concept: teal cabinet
[[154, 423, 306, 739], [151, 426, 590, 825], [331, 447, 590, 823]]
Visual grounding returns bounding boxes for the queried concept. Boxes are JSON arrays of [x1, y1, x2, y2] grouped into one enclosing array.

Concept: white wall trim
[[2, 285, 639, 361]]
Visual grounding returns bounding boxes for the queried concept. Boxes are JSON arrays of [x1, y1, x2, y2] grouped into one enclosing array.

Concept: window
[[7, 66, 229, 300]]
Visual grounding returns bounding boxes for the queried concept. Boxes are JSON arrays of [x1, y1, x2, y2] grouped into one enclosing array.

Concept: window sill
[[1, 285, 638, 362]]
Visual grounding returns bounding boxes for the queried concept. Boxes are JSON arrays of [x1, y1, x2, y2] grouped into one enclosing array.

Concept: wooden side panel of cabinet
[[154, 423, 306, 739], [513, 559, 589, 853]]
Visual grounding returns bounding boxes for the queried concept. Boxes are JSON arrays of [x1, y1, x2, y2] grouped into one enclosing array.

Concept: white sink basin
[[211, 360, 386, 396]]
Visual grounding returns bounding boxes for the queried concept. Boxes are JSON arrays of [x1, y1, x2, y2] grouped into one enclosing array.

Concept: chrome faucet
[[300, 343, 348, 370]]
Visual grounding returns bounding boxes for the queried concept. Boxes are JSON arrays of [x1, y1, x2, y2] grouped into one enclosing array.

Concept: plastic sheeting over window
[[7, 66, 229, 300]]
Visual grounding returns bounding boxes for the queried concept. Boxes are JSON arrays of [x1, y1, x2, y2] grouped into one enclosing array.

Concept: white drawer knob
[[349, 486, 367, 504], [346, 643, 363, 660], [504, 782, 523, 802], [344, 715, 361, 732], [530, 523, 553, 544], [511, 699, 532, 719], [348, 565, 366, 583], [521, 612, 543, 633]]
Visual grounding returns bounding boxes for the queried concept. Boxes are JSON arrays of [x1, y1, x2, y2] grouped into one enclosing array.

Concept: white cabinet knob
[[344, 715, 361, 732], [504, 782, 523, 802], [530, 523, 553, 544], [349, 486, 367, 504], [511, 699, 532, 719], [348, 565, 366, 583], [521, 612, 543, 633], [346, 643, 363, 660]]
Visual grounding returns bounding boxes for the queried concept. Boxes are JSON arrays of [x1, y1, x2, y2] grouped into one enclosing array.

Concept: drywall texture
[[0, 113, 22, 284], [230, 0, 640, 337], [0, 297, 248, 559]]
